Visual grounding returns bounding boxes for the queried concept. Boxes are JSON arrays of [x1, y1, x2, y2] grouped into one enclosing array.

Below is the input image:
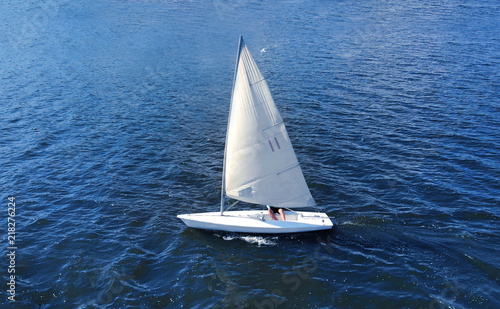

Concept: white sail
[[223, 38, 316, 208]]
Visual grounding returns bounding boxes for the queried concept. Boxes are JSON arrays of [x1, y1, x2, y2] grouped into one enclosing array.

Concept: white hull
[[177, 210, 333, 234]]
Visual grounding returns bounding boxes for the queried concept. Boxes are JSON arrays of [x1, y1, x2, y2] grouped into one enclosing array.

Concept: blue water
[[1, 0, 499, 308]]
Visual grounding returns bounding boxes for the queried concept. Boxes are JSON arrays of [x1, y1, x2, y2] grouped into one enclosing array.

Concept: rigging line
[[225, 200, 240, 212]]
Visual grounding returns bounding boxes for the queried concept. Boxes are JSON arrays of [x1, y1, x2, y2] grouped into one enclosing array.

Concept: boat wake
[[221, 235, 278, 246]]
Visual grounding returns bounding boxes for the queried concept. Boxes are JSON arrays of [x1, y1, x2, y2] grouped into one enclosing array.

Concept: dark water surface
[[1, 0, 499, 308]]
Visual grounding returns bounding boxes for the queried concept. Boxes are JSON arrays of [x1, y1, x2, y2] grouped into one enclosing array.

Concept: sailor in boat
[[266, 205, 286, 221]]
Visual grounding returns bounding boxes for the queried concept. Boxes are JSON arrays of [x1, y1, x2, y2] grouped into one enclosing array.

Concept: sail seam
[[276, 164, 299, 175], [260, 121, 284, 132], [250, 78, 265, 85], [227, 163, 301, 193], [230, 133, 290, 155]]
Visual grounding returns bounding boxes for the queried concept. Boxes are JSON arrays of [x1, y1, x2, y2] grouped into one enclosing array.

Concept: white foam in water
[[222, 235, 277, 246], [240, 236, 277, 246]]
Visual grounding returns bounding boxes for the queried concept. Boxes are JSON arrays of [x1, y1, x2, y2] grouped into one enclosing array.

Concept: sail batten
[[223, 37, 316, 209]]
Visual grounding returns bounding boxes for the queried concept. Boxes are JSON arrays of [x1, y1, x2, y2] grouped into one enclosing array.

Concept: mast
[[220, 36, 244, 215]]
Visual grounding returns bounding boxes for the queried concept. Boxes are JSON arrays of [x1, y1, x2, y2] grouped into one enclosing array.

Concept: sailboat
[[177, 36, 333, 234]]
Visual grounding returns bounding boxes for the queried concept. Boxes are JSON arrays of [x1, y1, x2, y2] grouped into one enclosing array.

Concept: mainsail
[[222, 37, 316, 209]]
